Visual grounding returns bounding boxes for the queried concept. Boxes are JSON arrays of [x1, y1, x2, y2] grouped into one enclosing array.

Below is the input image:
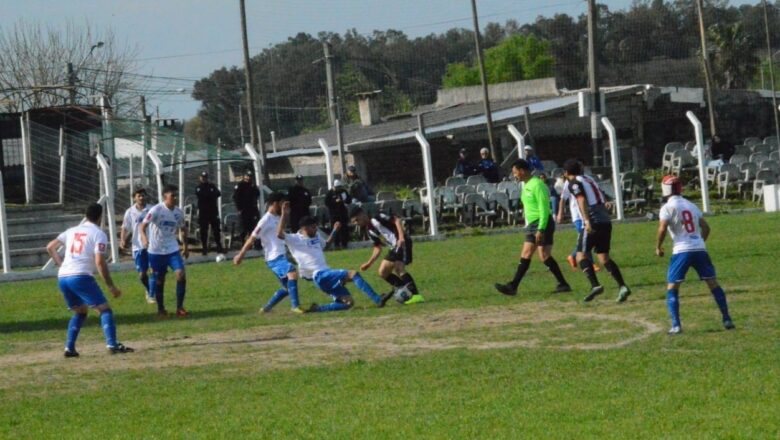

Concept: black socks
[[511, 258, 532, 289], [579, 259, 600, 288], [604, 260, 626, 287], [543, 257, 568, 286]]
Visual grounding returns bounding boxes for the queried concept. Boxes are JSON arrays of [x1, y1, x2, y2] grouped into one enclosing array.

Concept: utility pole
[[67, 62, 76, 105], [239, 0, 258, 150], [140, 95, 150, 186], [471, 0, 500, 163], [323, 41, 337, 125], [764, 0, 780, 142], [587, 0, 603, 166], [696, 0, 717, 138]]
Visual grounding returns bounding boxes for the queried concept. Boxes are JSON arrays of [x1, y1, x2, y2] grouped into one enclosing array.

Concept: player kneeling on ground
[[656, 175, 734, 335], [277, 202, 384, 312], [46, 203, 133, 356], [349, 206, 424, 306]]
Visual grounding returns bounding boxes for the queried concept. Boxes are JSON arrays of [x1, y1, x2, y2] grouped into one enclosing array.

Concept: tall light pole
[[763, 0, 780, 142], [470, 0, 500, 163], [239, 1, 261, 166], [587, 0, 602, 166], [696, 0, 717, 138], [67, 41, 104, 105]]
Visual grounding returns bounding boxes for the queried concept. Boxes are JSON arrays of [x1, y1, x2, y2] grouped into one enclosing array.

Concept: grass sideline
[[0, 212, 778, 439]]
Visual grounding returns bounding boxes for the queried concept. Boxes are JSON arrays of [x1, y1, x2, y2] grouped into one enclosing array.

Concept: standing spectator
[[346, 165, 372, 203], [453, 148, 477, 177], [523, 146, 544, 172], [195, 171, 224, 256], [477, 147, 500, 183], [325, 179, 352, 249], [287, 174, 312, 232], [232, 170, 260, 242]]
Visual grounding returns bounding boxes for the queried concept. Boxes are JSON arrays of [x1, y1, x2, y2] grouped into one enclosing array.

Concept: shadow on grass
[[0, 307, 245, 334]]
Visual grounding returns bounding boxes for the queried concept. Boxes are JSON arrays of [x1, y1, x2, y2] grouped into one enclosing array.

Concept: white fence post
[[216, 143, 223, 221], [20, 114, 33, 204], [147, 150, 164, 202], [244, 143, 265, 208], [507, 124, 527, 159], [414, 131, 439, 236], [600, 117, 625, 221], [128, 154, 134, 205], [178, 138, 186, 210], [685, 111, 712, 214], [59, 125, 66, 205], [317, 138, 335, 189], [0, 169, 11, 273], [96, 155, 119, 264]]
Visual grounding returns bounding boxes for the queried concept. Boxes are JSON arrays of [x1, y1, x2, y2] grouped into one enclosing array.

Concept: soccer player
[[495, 159, 571, 296], [561, 159, 631, 302], [656, 175, 734, 334], [277, 202, 385, 312], [46, 203, 133, 356], [120, 187, 154, 304], [233, 192, 305, 314], [557, 178, 599, 272], [140, 184, 190, 317], [349, 206, 424, 305]]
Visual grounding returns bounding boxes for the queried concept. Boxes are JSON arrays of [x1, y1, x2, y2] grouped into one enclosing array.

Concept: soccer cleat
[[668, 326, 682, 335], [553, 284, 572, 293], [494, 283, 517, 296], [723, 320, 736, 330], [583, 285, 604, 302], [616, 285, 632, 303], [566, 255, 577, 271], [306, 303, 320, 313], [378, 291, 395, 308], [593, 263, 601, 272], [146, 295, 156, 304], [156, 310, 169, 319], [108, 343, 135, 354], [290, 306, 307, 314], [176, 308, 189, 318], [64, 349, 79, 358], [404, 294, 426, 305]]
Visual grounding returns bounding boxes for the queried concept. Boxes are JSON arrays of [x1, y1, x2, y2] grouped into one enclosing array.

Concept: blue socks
[[264, 288, 289, 311], [287, 279, 300, 308], [352, 274, 381, 304], [152, 272, 165, 313], [313, 302, 351, 312], [711, 286, 732, 322], [176, 278, 186, 310], [66, 313, 87, 351], [100, 309, 118, 348], [666, 289, 680, 327]]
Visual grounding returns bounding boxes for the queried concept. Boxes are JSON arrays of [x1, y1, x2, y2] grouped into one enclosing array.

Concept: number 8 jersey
[[659, 195, 706, 254], [57, 222, 109, 278]]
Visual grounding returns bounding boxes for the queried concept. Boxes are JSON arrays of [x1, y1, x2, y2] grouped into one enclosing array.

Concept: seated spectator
[[345, 165, 372, 203], [524, 146, 544, 172], [454, 148, 478, 177], [710, 135, 734, 162], [477, 148, 500, 183]]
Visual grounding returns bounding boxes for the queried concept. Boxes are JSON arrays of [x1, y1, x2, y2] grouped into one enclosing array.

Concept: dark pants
[[240, 210, 260, 244], [199, 215, 223, 255], [332, 216, 350, 249], [290, 210, 308, 232]]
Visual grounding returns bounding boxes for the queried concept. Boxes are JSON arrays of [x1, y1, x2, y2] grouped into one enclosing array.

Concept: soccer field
[[1, 213, 778, 439]]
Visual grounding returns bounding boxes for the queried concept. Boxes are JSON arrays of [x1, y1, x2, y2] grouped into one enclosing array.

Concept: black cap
[[245, 170, 253, 176], [349, 205, 364, 218], [200, 171, 209, 177], [347, 165, 356, 172], [267, 192, 285, 203], [299, 216, 317, 227], [295, 174, 304, 180]]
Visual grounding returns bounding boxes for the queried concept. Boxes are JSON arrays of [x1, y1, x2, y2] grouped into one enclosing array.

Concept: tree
[[0, 20, 143, 116], [707, 23, 759, 89]]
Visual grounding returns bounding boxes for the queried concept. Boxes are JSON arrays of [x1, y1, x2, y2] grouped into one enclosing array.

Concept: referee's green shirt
[[520, 176, 551, 230]]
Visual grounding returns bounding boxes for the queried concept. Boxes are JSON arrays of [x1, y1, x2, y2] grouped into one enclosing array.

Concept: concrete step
[[7, 232, 59, 250], [5, 247, 52, 268], [6, 203, 69, 220], [6, 214, 83, 236]]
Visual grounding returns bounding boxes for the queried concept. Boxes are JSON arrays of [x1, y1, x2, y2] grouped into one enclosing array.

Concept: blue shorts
[[133, 249, 149, 273], [266, 255, 296, 282], [313, 269, 350, 296], [668, 251, 716, 283], [58, 275, 108, 309], [149, 251, 185, 274]]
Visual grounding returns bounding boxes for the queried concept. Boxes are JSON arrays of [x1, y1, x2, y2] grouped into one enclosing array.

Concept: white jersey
[[283, 232, 328, 278], [560, 181, 582, 222], [122, 204, 150, 253], [142, 203, 185, 255], [57, 222, 108, 278], [659, 196, 706, 254], [252, 211, 287, 262]]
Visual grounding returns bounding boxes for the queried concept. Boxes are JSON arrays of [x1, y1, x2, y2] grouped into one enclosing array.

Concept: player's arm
[[656, 219, 669, 257], [393, 217, 406, 247], [536, 183, 551, 231], [277, 202, 290, 240], [360, 245, 383, 272], [139, 211, 152, 249], [326, 222, 341, 246], [95, 252, 121, 298], [556, 193, 567, 224], [179, 224, 189, 259], [233, 233, 256, 265], [699, 217, 711, 241], [46, 237, 64, 267], [575, 194, 591, 233]]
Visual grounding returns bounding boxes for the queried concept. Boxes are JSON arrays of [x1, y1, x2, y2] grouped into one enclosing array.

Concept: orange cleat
[[175, 308, 189, 318], [566, 255, 577, 271]]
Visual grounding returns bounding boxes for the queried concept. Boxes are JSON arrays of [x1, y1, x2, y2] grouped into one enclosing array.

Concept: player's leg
[[693, 251, 734, 329], [592, 224, 630, 302], [309, 286, 354, 312], [74, 275, 133, 353], [496, 240, 536, 296], [170, 252, 187, 316], [344, 270, 382, 306], [58, 278, 87, 357], [135, 250, 153, 303], [148, 253, 168, 315], [536, 235, 571, 293], [665, 252, 690, 334], [577, 231, 604, 301]]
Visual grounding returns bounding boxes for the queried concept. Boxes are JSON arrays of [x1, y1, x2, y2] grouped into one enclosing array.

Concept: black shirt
[[287, 184, 312, 216], [232, 181, 260, 214], [195, 182, 221, 217], [324, 188, 351, 219]]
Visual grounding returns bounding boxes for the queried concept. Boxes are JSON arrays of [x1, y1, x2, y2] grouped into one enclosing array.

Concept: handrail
[[96, 154, 120, 263], [414, 131, 439, 236], [146, 150, 164, 202], [685, 111, 711, 214], [600, 117, 625, 221], [317, 138, 335, 189]]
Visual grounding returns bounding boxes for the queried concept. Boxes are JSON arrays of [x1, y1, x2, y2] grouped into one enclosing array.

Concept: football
[[393, 285, 413, 304], [215, 254, 226, 263]]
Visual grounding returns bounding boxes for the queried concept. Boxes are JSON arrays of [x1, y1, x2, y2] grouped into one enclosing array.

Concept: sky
[[0, 0, 761, 119]]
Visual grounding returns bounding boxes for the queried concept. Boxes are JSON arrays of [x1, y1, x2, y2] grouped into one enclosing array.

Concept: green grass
[[0, 213, 778, 439]]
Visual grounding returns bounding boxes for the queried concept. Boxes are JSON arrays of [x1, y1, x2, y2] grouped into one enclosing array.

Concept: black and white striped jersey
[[568, 175, 611, 224]]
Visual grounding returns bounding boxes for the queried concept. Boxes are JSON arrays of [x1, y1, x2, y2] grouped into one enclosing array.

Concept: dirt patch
[[0, 302, 662, 389]]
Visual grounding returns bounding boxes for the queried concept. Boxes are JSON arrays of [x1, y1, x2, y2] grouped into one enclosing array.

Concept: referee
[[495, 159, 571, 296]]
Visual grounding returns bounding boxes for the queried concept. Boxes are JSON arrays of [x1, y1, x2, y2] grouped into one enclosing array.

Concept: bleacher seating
[[375, 191, 396, 202], [716, 164, 741, 199], [445, 176, 466, 187], [466, 175, 486, 185]]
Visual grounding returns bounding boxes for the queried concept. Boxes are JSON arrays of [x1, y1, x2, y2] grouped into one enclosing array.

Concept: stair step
[[6, 214, 84, 235]]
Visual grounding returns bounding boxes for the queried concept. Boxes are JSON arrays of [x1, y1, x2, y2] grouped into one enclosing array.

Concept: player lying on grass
[[140, 184, 190, 318], [656, 175, 734, 335], [233, 192, 305, 314], [46, 203, 133, 357], [349, 206, 424, 306], [120, 187, 154, 304], [277, 202, 385, 312]]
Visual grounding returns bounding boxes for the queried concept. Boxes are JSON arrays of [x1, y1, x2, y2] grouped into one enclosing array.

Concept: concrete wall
[[435, 78, 559, 108]]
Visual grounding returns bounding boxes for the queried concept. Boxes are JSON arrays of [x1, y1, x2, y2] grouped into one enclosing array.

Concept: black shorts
[[524, 216, 555, 246], [577, 222, 612, 254], [384, 239, 413, 265]]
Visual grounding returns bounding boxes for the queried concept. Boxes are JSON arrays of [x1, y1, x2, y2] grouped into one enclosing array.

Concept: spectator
[[232, 170, 260, 242], [523, 146, 544, 172], [710, 135, 734, 162], [325, 179, 352, 249], [287, 174, 312, 232], [454, 148, 477, 177], [345, 165, 372, 203], [195, 171, 224, 256], [477, 147, 501, 183]]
